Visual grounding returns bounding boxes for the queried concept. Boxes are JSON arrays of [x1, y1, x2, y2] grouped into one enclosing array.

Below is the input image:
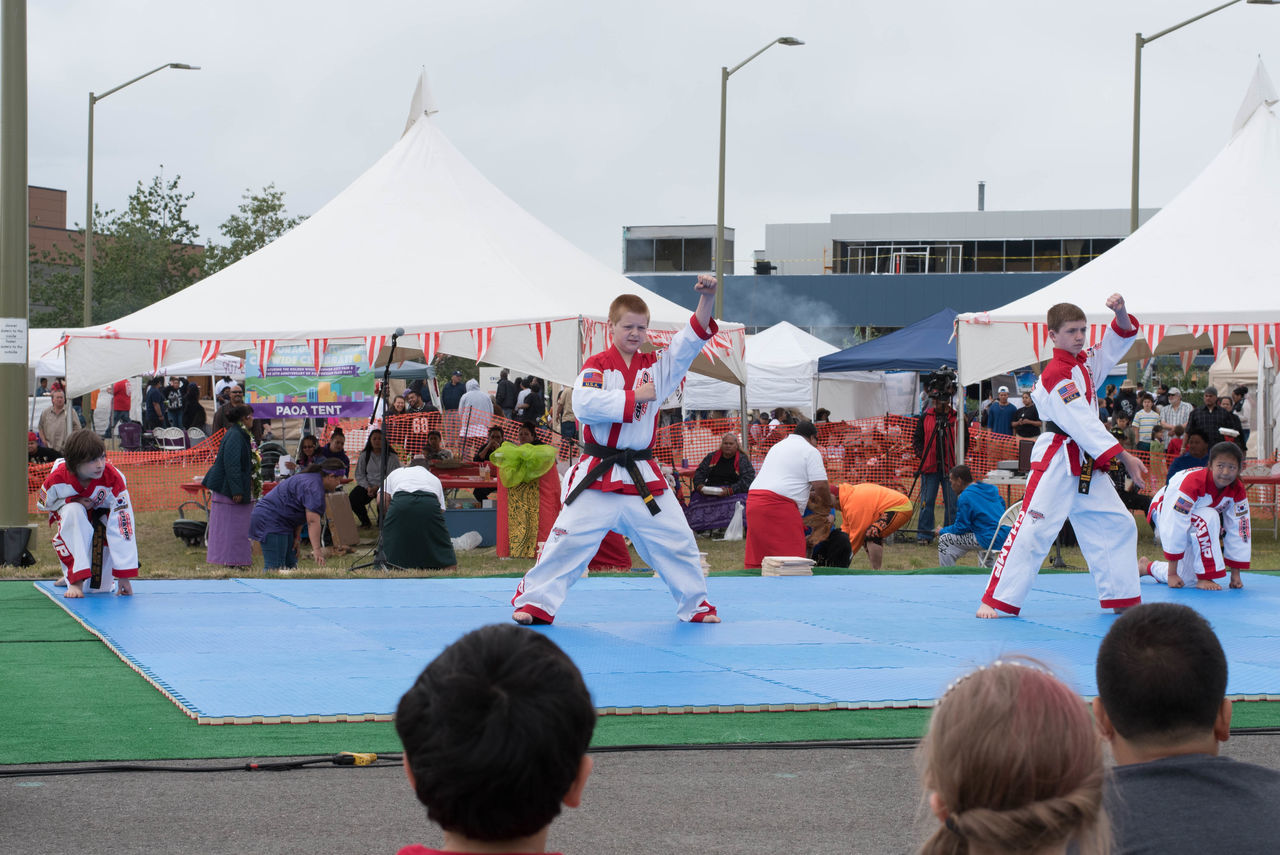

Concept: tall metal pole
[[0, 0, 32, 554], [83, 91, 94, 325], [714, 65, 728, 320]]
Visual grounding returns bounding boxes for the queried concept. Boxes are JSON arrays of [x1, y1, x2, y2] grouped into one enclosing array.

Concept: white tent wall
[[57, 74, 746, 398], [956, 66, 1280, 458]]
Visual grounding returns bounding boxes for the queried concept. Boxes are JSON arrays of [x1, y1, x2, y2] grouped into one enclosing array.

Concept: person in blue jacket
[[936, 464, 1011, 566]]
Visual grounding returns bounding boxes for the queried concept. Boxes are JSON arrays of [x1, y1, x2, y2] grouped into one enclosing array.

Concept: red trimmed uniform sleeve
[[690, 314, 718, 341]]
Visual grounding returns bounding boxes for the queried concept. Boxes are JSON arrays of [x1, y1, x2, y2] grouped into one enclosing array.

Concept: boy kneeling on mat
[[38, 429, 139, 598], [394, 624, 594, 855]]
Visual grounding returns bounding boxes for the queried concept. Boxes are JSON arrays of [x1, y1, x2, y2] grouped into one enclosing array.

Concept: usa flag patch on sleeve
[[1057, 381, 1080, 403], [581, 369, 604, 389], [1174, 495, 1194, 514]]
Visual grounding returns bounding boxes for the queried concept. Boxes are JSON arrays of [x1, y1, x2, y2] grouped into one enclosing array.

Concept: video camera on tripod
[[923, 366, 958, 401]]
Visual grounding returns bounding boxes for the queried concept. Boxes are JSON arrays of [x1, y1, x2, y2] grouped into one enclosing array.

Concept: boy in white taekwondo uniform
[[978, 295, 1149, 618], [1141, 441, 1250, 591], [512, 276, 722, 624]]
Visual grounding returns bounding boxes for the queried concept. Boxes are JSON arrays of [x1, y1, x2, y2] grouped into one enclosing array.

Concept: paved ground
[[4, 735, 1279, 854]]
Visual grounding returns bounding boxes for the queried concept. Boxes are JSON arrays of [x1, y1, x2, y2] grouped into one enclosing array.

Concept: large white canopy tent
[[53, 73, 747, 398], [681, 321, 886, 420], [956, 63, 1280, 456]]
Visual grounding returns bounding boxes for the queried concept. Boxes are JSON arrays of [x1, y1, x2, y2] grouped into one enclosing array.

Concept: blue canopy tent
[[816, 307, 957, 373]]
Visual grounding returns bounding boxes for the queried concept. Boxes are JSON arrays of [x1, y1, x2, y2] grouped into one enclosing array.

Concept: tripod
[[350, 328, 405, 572], [906, 399, 956, 542]]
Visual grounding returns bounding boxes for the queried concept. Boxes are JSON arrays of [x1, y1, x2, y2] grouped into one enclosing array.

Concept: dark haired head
[[1096, 603, 1227, 747], [948, 464, 973, 485], [330, 427, 344, 437], [1209, 441, 1243, 467], [395, 624, 595, 841], [519, 421, 541, 444], [793, 421, 817, 440], [303, 458, 348, 476], [62, 429, 106, 473], [224, 404, 253, 424], [1233, 385, 1248, 398], [427, 429, 442, 441]]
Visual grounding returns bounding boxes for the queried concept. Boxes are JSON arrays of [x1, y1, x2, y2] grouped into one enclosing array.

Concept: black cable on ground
[[0, 752, 403, 779]]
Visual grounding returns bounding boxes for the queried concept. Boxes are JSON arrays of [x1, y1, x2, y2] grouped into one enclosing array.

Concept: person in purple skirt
[[201, 404, 259, 568]]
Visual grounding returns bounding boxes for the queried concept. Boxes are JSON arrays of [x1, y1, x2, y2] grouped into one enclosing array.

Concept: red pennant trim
[[148, 339, 170, 374], [365, 335, 386, 369], [199, 340, 221, 366], [307, 339, 328, 373], [253, 340, 276, 377], [473, 327, 494, 362]]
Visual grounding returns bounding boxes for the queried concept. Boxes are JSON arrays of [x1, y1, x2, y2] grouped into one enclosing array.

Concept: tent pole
[[954, 330, 966, 464], [739, 384, 748, 442]]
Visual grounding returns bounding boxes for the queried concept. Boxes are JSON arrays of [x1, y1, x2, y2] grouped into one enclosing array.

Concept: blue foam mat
[[34, 574, 1280, 723]]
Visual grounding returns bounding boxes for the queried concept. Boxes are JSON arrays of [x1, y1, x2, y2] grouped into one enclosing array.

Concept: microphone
[[392, 327, 404, 339]]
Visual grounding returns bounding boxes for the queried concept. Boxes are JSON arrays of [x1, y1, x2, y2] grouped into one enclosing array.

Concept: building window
[[625, 238, 655, 272], [1033, 239, 1062, 272], [684, 238, 712, 271], [654, 238, 683, 272], [975, 241, 1004, 272]]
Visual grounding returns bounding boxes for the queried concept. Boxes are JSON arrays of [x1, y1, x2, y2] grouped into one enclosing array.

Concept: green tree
[[31, 171, 204, 327], [203, 184, 305, 274]]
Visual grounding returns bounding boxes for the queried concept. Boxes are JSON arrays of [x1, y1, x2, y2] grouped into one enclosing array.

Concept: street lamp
[[1130, 0, 1278, 233], [714, 36, 803, 319], [84, 62, 199, 326]]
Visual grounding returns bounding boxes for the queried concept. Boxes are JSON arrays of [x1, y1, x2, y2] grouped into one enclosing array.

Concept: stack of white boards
[[760, 556, 815, 576]]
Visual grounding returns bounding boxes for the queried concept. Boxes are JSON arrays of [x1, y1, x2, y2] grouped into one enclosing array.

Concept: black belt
[[564, 442, 660, 516], [1044, 421, 1069, 435]]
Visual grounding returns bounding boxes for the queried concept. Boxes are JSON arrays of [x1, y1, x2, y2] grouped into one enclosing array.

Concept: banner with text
[[245, 343, 376, 419]]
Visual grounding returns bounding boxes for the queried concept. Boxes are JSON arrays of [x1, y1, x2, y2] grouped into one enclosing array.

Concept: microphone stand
[[350, 329, 402, 572]]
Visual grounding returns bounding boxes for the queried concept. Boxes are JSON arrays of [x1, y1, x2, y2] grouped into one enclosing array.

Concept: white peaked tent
[[56, 73, 747, 397], [682, 321, 885, 420], [957, 62, 1280, 383]]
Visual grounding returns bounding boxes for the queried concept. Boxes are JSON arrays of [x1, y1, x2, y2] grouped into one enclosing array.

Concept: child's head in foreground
[[63, 430, 107, 482], [918, 659, 1106, 855], [395, 624, 596, 846], [1046, 302, 1089, 356]]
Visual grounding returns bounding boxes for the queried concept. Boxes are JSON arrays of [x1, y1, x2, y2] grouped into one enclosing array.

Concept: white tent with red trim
[[55, 73, 747, 398], [956, 63, 1280, 454]]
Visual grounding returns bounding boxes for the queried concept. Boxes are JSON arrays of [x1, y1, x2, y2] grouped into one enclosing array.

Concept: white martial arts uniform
[[982, 317, 1141, 615], [512, 314, 719, 623], [1147, 467, 1250, 585], [38, 459, 140, 593]]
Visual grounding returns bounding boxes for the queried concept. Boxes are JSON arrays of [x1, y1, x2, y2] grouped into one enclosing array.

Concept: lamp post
[[1130, 0, 1278, 233], [714, 36, 803, 319], [84, 62, 199, 326]]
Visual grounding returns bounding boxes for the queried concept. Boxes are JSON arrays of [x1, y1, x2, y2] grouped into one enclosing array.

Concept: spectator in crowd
[[440, 370, 466, 411], [165, 376, 185, 428], [103, 378, 131, 440], [424, 429, 453, 461], [1148, 424, 1168, 484], [393, 624, 594, 855], [457, 378, 494, 458], [1155, 382, 1170, 407], [513, 377, 531, 419], [524, 379, 547, 423], [378, 455, 458, 570], [744, 421, 829, 569], [1095, 603, 1280, 853], [516, 421, 540, 446], [1113, 381, 1139, 423], [403, 389, 432, 414], [213, 375, 233, 405], [1110, 411, 1136, 450], [314, 428, 350, 472], [212, 385, 265, 442], [35, 377, 48, 397], [803, 486, 851, 568], [814, 407, 831, 422], [38, 389, 81, 455], [201, 404, 258, 568], [1232, 385, 1252, 447], [50, 377, 64, 394], [1187, 385, 1243, 448], [472, 425, 506, 503], [1167, 423, 1185, 457], [249, 457, 346, 571], [936, 464, 1010, 567], [1101, 382, 1117, 422], [350, 428, 400, 529], [37, 430, 140, 598], [389, 394, 409, 416], [552, 384, 578, 457], [406, 377, 434, 409], [912, 394, 958, 544], [830, 482, 914, 570], [685, 432, 755, 534], [1159, 386, 1193, 433], [295, 434, 320, 469], [27, 431, 58, 463], [982, 385, 1018, 435], [183, 380, 207, 432], [1011, 390, 1041, 439], [1141, 441, 1249, 591], [143, 376, 166, 430], [1132, 393, 1160, 451], [919, 659, 1107, 855], [495, 367, 517, 418], [1166, 427, 1211, 482]]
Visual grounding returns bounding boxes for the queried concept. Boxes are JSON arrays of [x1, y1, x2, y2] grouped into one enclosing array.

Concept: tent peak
[[1232, 58, 1278, 135], [402, 69, 439, 137]]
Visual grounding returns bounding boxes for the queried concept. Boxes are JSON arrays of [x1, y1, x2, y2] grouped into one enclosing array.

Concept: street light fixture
[[714, 36, 803, 318], [1130, 0, 1278, 233], [84, 62, 199, 326]]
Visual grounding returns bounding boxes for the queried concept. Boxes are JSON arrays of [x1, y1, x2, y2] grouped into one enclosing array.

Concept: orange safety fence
[[26, 415, 1278, 522]]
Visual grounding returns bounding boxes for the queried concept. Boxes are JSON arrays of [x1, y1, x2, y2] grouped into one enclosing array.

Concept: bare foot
[[512, 610, 533, 625], [1230, 572, 1244, 590], [117, 578, 133, 596], [976, 604, 1013, 619], [1167, 574, 1184, 589], [691, 614, 721, 623], [1196, 579, 1222, 591], [53, 576, 67, 587], [64, 582, 84, 599], [1138, 556, 1152, 576]]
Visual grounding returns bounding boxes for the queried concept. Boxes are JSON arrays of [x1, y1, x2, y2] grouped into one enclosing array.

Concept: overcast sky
[[25, 0, 1280, 271]]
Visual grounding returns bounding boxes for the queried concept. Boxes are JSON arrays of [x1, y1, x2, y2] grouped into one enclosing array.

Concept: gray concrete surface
[[3, 736, 1278, 854]]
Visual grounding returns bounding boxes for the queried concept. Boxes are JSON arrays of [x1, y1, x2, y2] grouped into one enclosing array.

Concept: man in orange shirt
[[831, 482, 914, 570]]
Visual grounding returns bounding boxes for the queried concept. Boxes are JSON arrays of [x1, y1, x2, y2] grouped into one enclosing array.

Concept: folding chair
[[978, 500, 1021, 568], [186, 427, 207, 446], [117, 422, 142, 452], [156, 427, 187, 452]]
